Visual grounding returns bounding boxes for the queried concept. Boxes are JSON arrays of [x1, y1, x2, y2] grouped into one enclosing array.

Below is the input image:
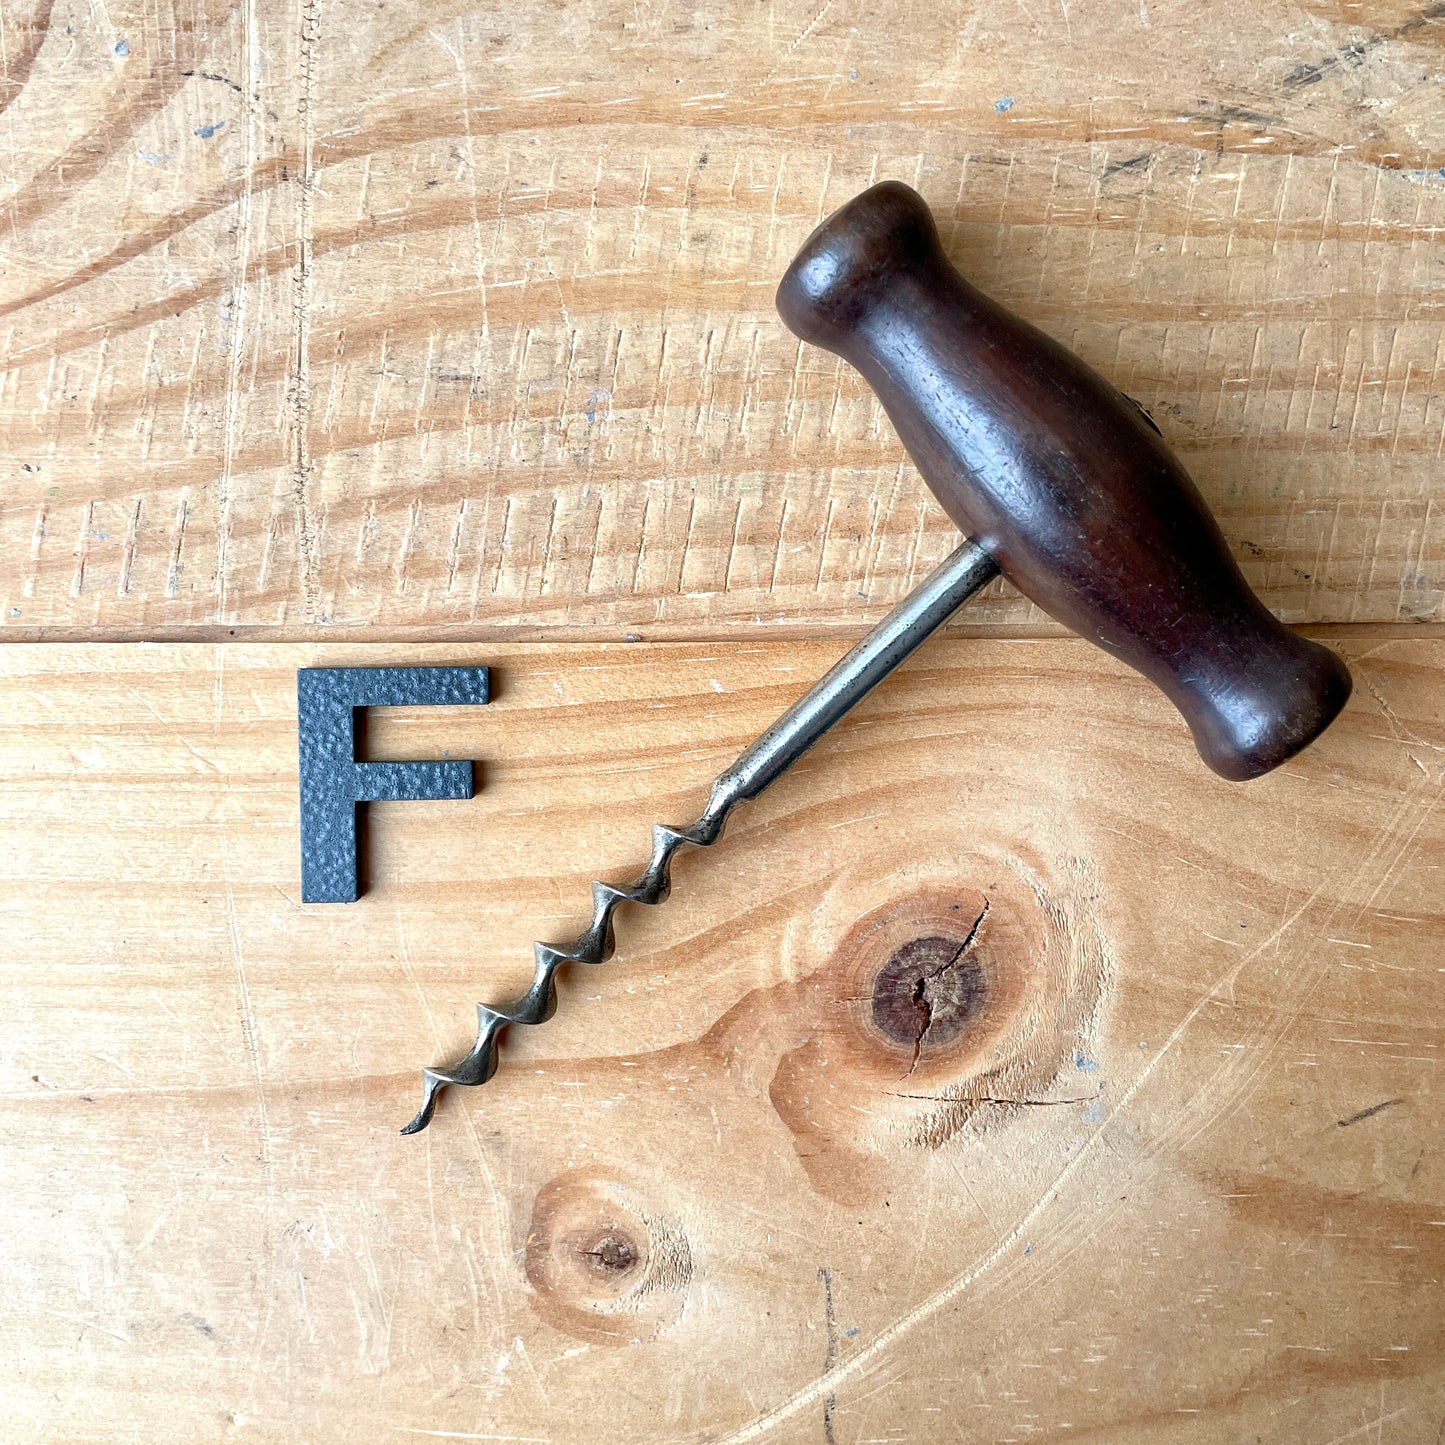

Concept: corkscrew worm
[[400, 539, 999, 1134]]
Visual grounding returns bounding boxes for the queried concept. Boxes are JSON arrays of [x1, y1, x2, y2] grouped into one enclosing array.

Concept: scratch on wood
[[756, 2, 837, 94], [220, 858, 276, 1359], [1359, 670, 1434, 775], [539, 493, 560, 596], [395, 499, 422, 596], [1102, 151, 1150, 180], [291, 0, 322, 619], [818, 1266, 838, 1445], [24, 503, 46, 598], [445, 498, 468, 594], [215, 0, 262, 622], [1338, 1098, 1403, 1127], [3, 11, 1445, 641], [71, 499, 93, 597], [167, 491, 191, 597], [118, 499, 142, 597]]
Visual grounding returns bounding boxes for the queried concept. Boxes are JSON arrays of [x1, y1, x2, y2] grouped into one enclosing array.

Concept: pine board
[[1, 638, 1441, 1442], [2, 0, 1444, 637]]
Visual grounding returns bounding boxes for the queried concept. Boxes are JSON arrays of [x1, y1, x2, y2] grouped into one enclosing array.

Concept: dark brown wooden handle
[[776, 181, 1351, 780]]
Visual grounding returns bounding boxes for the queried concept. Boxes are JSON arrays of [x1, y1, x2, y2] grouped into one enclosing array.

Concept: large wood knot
[[869, 922, 990, 1062], [767, 863, 1109, 1199], [523, 1170, 692, 1345]]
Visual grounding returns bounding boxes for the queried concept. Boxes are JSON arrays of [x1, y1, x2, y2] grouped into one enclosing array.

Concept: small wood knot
[[523, 1170, 691, 1346], [582, 1231, 640, 1276]]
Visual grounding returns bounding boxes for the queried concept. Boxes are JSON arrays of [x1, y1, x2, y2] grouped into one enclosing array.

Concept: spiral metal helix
[[401, 539, 997, 1134], [400, 800, 730, 1135]]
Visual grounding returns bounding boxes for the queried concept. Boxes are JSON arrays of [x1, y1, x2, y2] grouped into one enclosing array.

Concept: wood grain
[[4, 0, 1442, 1437], [2, 638, 1441, 1442], [2, 0, 1444, 637]]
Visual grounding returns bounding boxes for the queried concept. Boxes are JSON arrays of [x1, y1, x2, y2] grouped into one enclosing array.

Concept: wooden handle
[[776, 181, 1352, 781]]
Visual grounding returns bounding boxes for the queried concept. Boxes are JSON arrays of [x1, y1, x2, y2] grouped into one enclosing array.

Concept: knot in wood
[[870, 932, 989, 1054]]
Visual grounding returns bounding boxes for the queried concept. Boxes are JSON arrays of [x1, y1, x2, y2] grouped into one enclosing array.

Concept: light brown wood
[[2, 0, 1444, 638], [5, 0, 1443, 1437], [2, 638, 1441, 1442]]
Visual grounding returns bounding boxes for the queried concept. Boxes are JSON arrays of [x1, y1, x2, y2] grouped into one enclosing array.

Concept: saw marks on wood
[[1, 638, 1441, 1441], [2, 0, 1444, 636]]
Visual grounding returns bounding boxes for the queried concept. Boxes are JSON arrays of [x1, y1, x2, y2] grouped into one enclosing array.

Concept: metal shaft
[[401, 537, 999, 1134]]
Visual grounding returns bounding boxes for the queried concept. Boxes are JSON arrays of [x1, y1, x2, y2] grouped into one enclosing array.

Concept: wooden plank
[[2, 638, 1441, 1441], [2, 1, 1444, 637]]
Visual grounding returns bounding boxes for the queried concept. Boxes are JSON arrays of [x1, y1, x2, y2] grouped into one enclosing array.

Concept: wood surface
[[3, 639, 1442, 1442], [4, 1, 1445, 1441], [1, 0, 1444, 638]]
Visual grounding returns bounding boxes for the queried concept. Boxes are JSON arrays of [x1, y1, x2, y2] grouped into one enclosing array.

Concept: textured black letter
[[297, 666, 491, 903]]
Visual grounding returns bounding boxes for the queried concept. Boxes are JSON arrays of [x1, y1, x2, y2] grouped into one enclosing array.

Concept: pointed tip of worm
[[399, 1072, 444, 1135]]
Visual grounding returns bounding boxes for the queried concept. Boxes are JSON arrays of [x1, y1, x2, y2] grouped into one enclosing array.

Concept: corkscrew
[[401, 181, 1352, 1135]]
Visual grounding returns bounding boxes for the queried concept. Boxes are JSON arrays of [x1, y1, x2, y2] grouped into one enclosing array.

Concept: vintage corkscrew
[[401, 181, 1352, 1135]]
